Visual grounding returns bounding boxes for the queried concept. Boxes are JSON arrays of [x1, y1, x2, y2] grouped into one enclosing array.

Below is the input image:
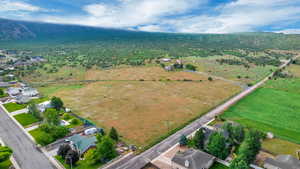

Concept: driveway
[[0, 107, 56, 169]]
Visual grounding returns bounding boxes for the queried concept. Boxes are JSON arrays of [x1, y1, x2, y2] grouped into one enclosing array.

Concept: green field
[[14, 113, 40, 127], [222, 78, 300, 144]]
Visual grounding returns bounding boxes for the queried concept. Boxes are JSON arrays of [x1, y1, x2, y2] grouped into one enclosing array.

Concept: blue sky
[[1, 0, 300, 34]]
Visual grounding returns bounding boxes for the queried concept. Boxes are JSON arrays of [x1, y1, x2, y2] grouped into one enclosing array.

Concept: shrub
[[70, 118, 80, 125], [62, 113, 71, 120]]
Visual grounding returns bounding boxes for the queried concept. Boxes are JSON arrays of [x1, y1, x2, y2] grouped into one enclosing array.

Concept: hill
[[1, 18, 300, 50]]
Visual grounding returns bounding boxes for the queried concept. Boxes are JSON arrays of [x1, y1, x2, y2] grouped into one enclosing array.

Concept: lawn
[[222, 79, 300, 144], [3, 102, 27, 112], [0, 159, 12, 169], [14, 113, 40, 127], [55, 155, 102, 169], [39, 74, 241, 147], [210, 162, 229, 169], [262, 138, 300, 158], [3, 97, 49, 112]]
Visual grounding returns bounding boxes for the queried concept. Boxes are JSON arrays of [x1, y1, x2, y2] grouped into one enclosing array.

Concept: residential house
[[171, 149, 216, 169], [264, 155, 300, 169], [22, 87, 39, 97], [37, 101, 52, 112], [7, 87, 22, 96], [66, 134, 97, 156], [16, 95, 31, 104]]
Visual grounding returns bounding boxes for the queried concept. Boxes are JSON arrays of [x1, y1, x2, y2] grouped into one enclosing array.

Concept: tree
[[43, 108, 60, 126], [185, 64, 197, 71], [208, 77, 213, 81], [231, 124, 245, 144], [84, 149, 98, 165], [230, 156, 249, 169], [206, 132, 229, 160], [65, 150, 79, 165], [94, 136, 117, 163], [179, 135, 188, 146], [0, 146, 13, 162], [0, 89, 4, 96], [57, 144, 72, 159], [109, 127, 119, 141], [28, 103, 42, 120], [51, 96, 64, 111], [193, 128, 205, 150]]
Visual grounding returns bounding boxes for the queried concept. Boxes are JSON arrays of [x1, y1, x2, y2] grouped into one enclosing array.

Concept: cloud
[[276, 29, 300, 34], [0, 0, 42, 12], [2, 0, 300, 34], [166, 0, 300, 33]]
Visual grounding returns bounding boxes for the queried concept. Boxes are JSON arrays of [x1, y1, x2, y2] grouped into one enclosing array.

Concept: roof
[[16, 95, 31, 104], [171, 149, 215, 169], [68, 134, 97, 154], [265, 155, 300, 169], [22, 87, 39, 96]]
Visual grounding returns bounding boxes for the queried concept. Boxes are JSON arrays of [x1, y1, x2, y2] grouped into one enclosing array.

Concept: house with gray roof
[[264, 155, 300, 169], [171, 149, 216, 169], [21, 87, 39, 97], [66, 134, 97, 156]]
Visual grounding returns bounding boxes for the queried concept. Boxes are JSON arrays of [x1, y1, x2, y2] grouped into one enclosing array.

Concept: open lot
[[222, 77, 300, 144], [38, 72, 240, 147]]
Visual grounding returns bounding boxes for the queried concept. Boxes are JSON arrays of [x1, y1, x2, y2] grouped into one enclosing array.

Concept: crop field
[[183, 55, 275, 84], [38, 71, 241, 147], [221, 76, 300, 144]]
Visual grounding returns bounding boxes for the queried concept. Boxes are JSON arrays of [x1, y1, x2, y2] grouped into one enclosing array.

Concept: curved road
[[105, 58, 294, 169], [0, 107, 56, 169]]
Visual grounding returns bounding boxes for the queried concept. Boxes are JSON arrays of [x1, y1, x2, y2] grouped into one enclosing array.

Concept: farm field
[[221, 77, 300, 144], [183, 55, 275, 84], [38, 74, 241, 147]]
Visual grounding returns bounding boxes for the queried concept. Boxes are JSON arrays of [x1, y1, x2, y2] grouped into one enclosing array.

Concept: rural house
[[66, 134, 97, 156], [264, 155, 300, 169], [171, 149, 216, 169]]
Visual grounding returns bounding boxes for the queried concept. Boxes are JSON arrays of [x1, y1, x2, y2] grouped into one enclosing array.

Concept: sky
[[1, 0, 300, 34]]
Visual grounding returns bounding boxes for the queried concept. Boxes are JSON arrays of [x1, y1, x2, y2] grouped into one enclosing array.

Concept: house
[[171, 149, 216, 169], [22, 87, 39, 97], [66, 134, 97, 156], [161, 58, 172, 62], [164, 65, 174, 71], [264, 155, 300, 169], [37, 101, 52, 112], [16, 95, 31, 104], [7, 87, 22, 96]]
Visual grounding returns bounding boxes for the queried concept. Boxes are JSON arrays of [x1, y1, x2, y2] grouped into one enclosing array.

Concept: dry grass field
[[24, 66, 212, 83], [39, 74, 240, 147]]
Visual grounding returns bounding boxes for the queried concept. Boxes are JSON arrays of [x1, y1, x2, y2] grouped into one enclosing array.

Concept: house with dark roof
[[66, 134, 97, 156], [171, 149, 216, 169], [264, 155, 300, 169]]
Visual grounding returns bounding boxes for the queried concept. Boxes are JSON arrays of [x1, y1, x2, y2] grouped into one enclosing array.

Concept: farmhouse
[[66, 134, 97, 156], [264, 155, 300, 169], [171, 149, 216, 169]]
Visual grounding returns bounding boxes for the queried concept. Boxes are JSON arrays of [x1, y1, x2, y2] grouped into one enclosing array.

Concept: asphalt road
[[0, 107, 56, 169], [105, 58, 294, 169]]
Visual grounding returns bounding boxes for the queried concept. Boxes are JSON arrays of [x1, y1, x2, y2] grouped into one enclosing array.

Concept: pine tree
[[109, 127, 119, 141]]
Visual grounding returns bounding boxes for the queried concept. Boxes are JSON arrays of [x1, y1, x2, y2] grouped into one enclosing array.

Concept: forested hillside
[[1, 18, 300, 69]]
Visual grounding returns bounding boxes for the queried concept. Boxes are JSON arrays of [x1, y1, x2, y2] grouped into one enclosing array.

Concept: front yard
[[3, 102, 27, 112], [0, 159, 12, 169], [3, 97, 49, 112], [13, 113, 41, 127], [55, 156, 102, 169]]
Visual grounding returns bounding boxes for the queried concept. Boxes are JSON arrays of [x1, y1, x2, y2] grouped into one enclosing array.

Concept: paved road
[[0, 107, 56, 169], [105, 58, 294, 169]]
